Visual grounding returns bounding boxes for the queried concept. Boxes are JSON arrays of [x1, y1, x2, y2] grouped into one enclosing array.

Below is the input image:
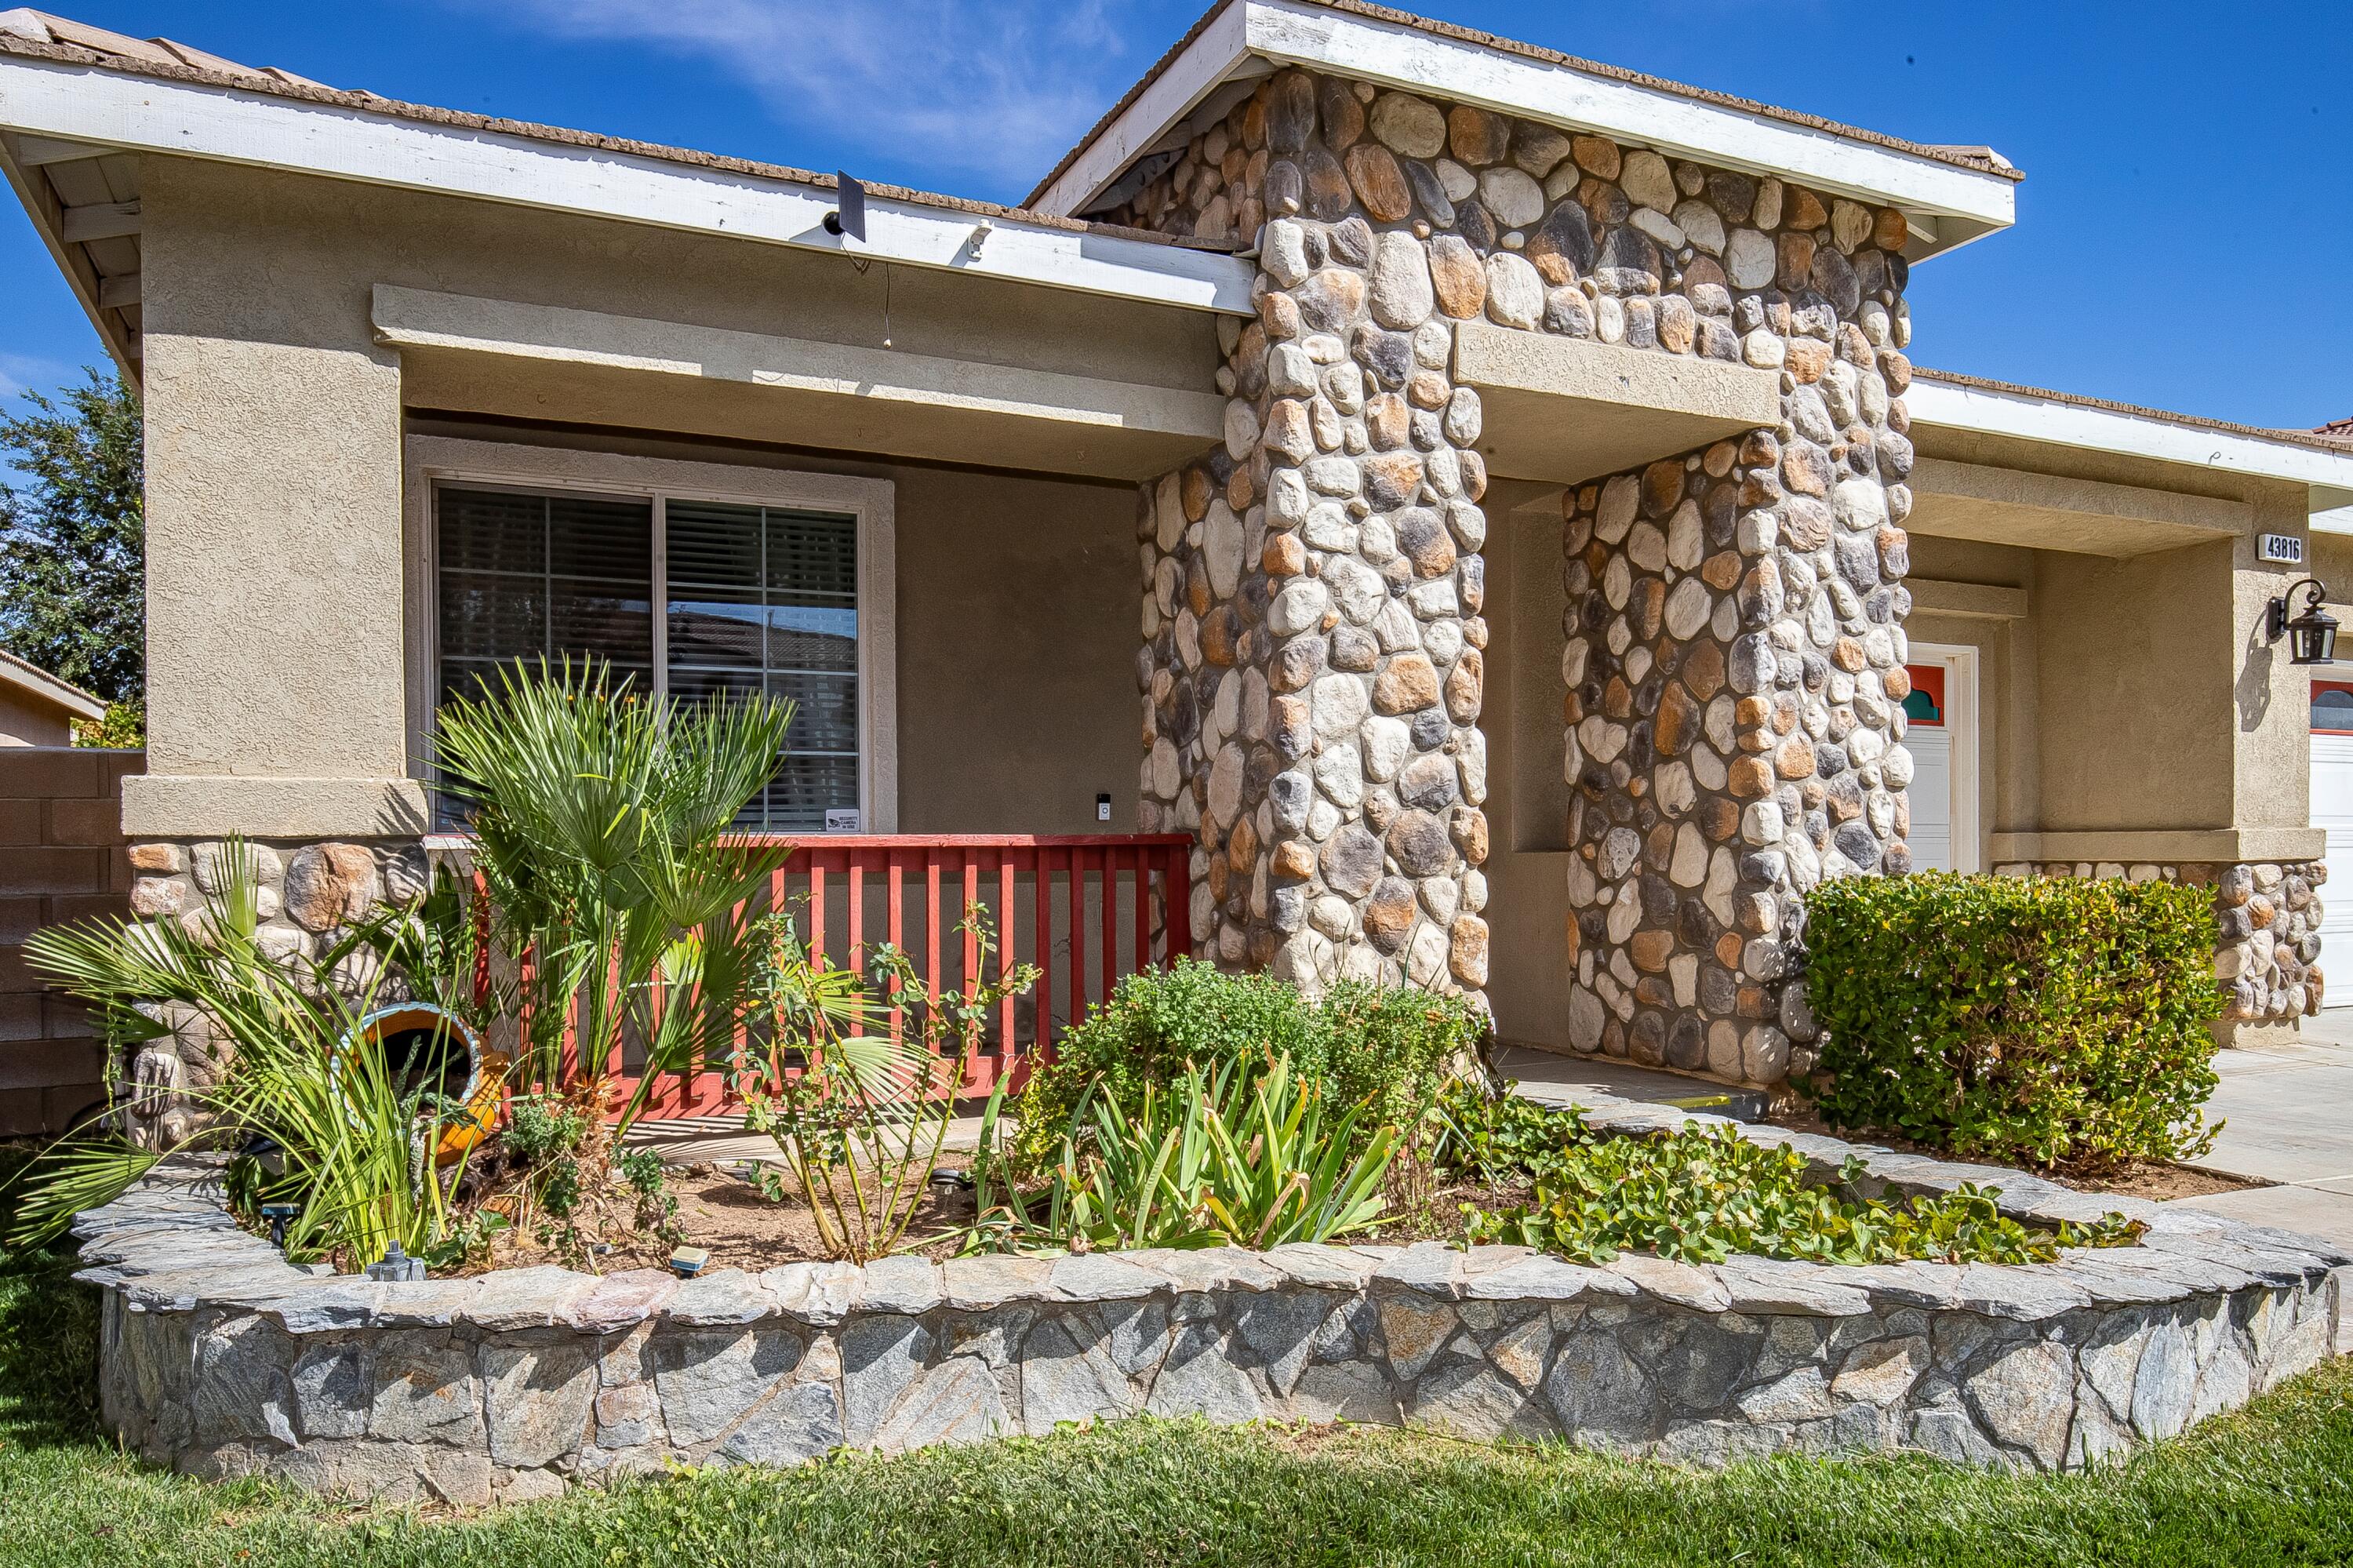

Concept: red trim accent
[[561, 834, 1196, 1119], [2313, 680, 2353, 735]]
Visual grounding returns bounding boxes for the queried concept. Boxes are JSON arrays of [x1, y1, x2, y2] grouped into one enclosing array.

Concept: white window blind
[[435, 485, 860, 832]]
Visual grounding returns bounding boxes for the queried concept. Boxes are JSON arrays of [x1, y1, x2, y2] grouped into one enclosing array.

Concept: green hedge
[[1802, 871, 2225, 1170]]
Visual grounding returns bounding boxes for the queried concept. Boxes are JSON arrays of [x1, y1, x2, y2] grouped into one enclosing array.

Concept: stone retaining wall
[[76, 1101, 2349, 1499], [1991, 859, 2326, 1030]]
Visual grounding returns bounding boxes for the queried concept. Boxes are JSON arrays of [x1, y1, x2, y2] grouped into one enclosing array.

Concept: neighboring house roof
[[0, 647, 107, 723], [1027, 0, 2019, 259], [1910, 369, 2353, 501]]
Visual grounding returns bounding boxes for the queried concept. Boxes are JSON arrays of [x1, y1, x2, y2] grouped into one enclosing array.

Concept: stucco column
[[127, 169, 425, 843]]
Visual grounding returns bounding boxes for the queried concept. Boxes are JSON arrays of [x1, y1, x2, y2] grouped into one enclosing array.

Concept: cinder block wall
[[0, 748, 140, 1137]]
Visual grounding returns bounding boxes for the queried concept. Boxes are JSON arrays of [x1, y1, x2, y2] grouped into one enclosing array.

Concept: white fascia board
[[1247, 2, 2013, 245], [1034, 0, 2015, 251], [0, 653, 105, 719], [0, 53, 1257, 315], [1031, 1, 1252, 217], [1907, 377, 2353, 507]]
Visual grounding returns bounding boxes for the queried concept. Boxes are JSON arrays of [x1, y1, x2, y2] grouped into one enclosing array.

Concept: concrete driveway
[[2169, 1015, 2353, 1248]]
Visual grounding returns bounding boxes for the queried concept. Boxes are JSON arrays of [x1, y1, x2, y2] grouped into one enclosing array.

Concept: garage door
[[2311, 679, 2353, 1007], [1904, 661, 1954, 871]]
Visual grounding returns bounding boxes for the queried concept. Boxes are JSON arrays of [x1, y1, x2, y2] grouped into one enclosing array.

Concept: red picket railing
[[610, 834, 1195, 1122]]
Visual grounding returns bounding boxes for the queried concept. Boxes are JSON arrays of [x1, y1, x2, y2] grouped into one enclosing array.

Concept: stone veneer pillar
[[1120, 69, 1922, 1069], [1136, 212, 1495, 1004]]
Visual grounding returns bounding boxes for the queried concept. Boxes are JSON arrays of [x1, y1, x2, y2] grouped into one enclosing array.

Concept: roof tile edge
[[0, 26, 1240, 255], [1025, 0, 2023, 212]]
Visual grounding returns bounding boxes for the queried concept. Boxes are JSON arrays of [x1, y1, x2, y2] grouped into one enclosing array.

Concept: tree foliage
[[0, 369, 144, 704]]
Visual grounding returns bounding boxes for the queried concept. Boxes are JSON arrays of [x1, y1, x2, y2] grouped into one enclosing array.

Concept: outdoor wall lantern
[[2269, 578, 2340, 665]]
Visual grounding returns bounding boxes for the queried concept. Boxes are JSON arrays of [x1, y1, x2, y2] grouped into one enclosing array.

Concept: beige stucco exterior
[[0, 651, 104, 746], [120, 155, 1222, 839]]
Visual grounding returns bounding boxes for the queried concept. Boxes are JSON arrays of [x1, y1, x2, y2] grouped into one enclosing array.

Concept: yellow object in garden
[[345, 1004, 507, 1165]]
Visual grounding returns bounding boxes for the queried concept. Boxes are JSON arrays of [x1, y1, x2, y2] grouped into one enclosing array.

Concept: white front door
[[1902, 646, 1978, 873], [2310, 679, 2353, 1006]]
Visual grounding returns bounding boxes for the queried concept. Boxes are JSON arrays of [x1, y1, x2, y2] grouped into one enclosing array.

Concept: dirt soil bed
[[462, 1166, 984, 1275], [1761, 1104, 2269, 1203]]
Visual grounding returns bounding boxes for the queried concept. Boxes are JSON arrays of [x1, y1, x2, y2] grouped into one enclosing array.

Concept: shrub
[[1010, 959, 1480, 1170], [1441, 1082, 2142, 1266], [1801, 871, 2225, 1170]]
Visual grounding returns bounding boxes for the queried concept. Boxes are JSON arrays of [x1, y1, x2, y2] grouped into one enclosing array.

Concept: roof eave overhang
[[0, 126, 139, 384], [1907, 375, 2353, 520], [0, 49, 1259, 318], [1029, 0, 2017, 263]]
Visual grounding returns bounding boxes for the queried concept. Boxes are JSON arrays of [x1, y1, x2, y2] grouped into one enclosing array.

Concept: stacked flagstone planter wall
[[78, 1097, 2351, 1499], [1122, 68, 1917, 1067], [1991, 859, 2327, 1027], [115, 838, 429, 1149]]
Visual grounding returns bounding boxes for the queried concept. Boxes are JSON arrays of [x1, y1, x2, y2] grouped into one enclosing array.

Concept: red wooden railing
[[612, 834, 1194, 1121]]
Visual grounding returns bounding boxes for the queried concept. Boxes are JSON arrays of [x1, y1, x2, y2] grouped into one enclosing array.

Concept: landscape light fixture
[[824, 172, 867, 242], [2268, 577, 2339, 666]]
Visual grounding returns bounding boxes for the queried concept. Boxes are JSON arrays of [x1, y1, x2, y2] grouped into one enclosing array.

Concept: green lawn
[[6, 1218, 2353, 1566]]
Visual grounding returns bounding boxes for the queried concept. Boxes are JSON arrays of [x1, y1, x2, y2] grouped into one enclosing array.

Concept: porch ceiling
[[1906, 456, 2249, 558], [1451, 321, 1780, 489], [373, 287, 1226, 482]]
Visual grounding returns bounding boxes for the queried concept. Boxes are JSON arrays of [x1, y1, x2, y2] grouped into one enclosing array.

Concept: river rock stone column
[[1114, 68, 1921, 1057], [1549, 240, 1919, 1085], [1136, 213, 1494, 1006]]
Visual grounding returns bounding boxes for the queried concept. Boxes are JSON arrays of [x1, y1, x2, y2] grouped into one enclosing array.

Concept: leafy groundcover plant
[[1802, 871, 2225, 1170], [1442, 1085, 2143, 1266]]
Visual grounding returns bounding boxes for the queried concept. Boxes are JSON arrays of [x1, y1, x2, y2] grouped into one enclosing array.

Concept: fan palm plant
[[431, 657, 797, 1133], [5, 840, 485, 1259]]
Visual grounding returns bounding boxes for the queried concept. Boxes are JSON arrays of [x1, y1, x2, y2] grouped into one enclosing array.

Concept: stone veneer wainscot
[[118, 839, 429, 1148], [1990, 859, 2328, 1028]]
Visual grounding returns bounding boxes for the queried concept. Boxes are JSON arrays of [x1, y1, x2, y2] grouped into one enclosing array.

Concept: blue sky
[[4, 0, 2349, 431]]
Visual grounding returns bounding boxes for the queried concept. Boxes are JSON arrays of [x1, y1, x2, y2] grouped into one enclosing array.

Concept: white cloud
[[475, 0, 1140, 190], [0, 351, 73, 402]]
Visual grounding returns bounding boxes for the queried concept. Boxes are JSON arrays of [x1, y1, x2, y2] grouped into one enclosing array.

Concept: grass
[[4, 1151, 2352, 1567]]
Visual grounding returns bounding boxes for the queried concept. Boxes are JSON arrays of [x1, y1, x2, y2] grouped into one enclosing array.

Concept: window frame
[[404, 437, 898, 833]]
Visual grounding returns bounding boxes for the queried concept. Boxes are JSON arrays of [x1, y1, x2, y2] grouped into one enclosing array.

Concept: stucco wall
[[1482, 490, 1573, 1049], [125, 155, 1220, 841], [0, 689, 74, 748]]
